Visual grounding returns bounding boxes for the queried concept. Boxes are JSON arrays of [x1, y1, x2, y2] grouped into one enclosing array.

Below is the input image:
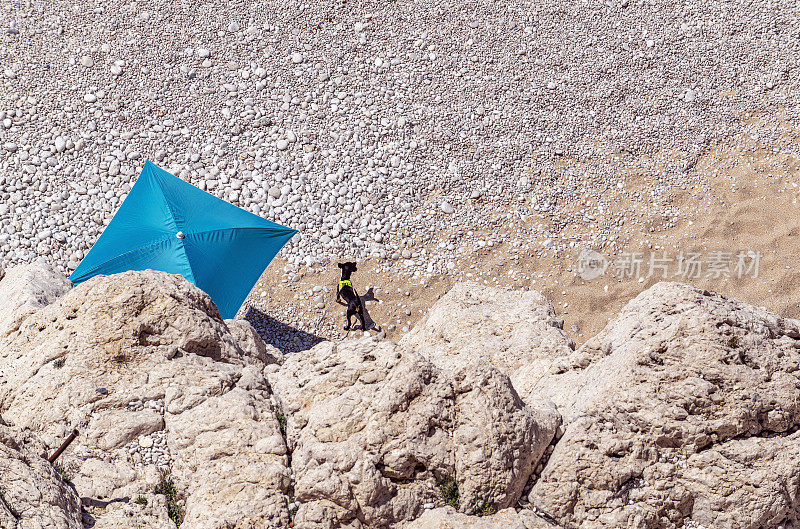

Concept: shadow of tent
[[242, 306, 325, 355]]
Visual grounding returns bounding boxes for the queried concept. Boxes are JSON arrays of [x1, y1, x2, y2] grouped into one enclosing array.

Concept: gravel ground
[[1, 0, 798, 341]]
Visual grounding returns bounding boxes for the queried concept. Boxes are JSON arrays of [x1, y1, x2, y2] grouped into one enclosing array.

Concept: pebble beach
[[2, 0, 799, 346]]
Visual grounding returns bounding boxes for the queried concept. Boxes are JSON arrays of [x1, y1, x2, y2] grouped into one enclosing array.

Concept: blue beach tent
[[70, 160, 297, 318]]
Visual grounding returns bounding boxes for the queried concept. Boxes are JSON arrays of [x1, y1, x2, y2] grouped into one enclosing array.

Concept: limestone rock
[[0, 260, 72, 337], [167, 369, 291, 528], [89, 409, 164, 450], [85, 494, 174, 529], [529, 282, 800, 528], [225, 318, 283, 365], [269, 337, 556, 528], [400, 282, 575, 403], [0, 423, 83, 528], [403, 507, 557, 528], [0, 270, 290, 527]]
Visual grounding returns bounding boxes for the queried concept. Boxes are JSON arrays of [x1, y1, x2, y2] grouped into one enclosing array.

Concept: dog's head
[[338, 261, 358, 276]]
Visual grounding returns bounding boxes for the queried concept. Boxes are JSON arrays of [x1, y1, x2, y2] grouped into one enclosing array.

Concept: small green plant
[[437, 477, 459, 509], [469, 496, 496, 516], [277, 412, 287, 437], [53, 358, 66, 369], [155, 470, 184, 527], [135, 496, 148, 506], [53, 462, 73, 483], [287, 495, 298, 522], [0, 489, 20, 519]]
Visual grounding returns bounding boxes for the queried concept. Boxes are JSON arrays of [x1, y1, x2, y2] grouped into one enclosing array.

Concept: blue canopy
[[70, 160, 296, 318]]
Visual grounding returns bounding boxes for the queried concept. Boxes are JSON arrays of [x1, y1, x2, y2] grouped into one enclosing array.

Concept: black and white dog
[[336, 261, 366, 331]]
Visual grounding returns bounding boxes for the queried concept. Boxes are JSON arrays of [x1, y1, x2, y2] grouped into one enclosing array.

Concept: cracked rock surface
[[402, 506, 557, 528], [269, 337, 557, 528], [4, 264, 800, 529], [529, 282, 800, 529], [0, 422, 83, 528], [399, 281, 575, 406], [0, 268, 289, 528]]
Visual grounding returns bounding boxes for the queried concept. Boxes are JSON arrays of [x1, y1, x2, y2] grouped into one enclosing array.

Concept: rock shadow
[[243, 306, 325, 355]]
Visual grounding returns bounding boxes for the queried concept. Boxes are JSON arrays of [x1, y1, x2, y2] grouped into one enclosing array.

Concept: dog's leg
[[345, 307, 354, 331]]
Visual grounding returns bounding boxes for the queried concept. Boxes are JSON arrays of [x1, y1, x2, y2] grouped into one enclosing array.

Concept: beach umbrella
[[69, 160, 297, 318]]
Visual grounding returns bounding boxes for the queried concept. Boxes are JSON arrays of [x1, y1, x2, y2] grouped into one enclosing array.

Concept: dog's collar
[[338, 279, 352, 291]]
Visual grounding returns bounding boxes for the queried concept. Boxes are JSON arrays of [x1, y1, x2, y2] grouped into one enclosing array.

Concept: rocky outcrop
[[402, 507, 557, 528], [5, 265, 800, 529], [269, 337, 558, 528], [0, 269, 289, 528], [399, 282, 575, 403], [0, 422, 83, 528], [167, 367, 291, 528], [529, 282, 800, 529], [0, 259, 72, 337]]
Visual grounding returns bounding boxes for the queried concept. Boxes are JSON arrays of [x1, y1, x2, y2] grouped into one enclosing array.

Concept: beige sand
[[252, 125, 800, 346]]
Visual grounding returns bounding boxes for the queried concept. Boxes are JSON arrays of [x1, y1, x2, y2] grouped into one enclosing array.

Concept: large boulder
[[269, 337, 558, 529], [0, 269, 289, 528], [529, 282, 800, 528], [0, 422, 83, 528], [402, 507, 557, 528], [0, 259, 72, 337], [400, 282, 575, 403]]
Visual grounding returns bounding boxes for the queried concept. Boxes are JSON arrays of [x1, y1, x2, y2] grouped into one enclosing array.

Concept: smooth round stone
[[276, 140, 289, 150], [80, 55, 94, 67], [83, 93, 97, 103], [139, 437, 154, 448], [440, 201, 455, 214], [290, 53, 304, 64]]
